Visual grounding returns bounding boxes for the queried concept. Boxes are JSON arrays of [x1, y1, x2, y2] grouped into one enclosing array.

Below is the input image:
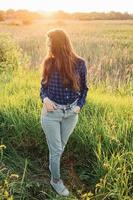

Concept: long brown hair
[[41, 28, 84, 92]]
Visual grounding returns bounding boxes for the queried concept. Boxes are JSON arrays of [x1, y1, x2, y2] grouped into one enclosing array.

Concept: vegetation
[[0, 34, 29, 75], [0, 20, 133, 199], [0, 9, 42, 25], [51, 11, 133, 21], [0, 10, 133, 23]]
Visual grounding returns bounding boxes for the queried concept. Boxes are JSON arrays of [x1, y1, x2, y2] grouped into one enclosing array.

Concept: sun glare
[[0, 0, 132, 13]]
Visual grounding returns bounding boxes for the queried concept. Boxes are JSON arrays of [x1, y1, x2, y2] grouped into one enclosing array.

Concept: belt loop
[[62, 108, 65, 113]]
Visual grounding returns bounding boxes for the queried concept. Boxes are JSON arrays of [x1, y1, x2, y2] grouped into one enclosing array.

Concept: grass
[[0, 19, 133, 199], [0, 68, 133, 199], [0, 19, 133, 87]]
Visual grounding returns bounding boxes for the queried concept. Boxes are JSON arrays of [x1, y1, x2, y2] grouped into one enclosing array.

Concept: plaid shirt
[[40, 58, 89, 110]]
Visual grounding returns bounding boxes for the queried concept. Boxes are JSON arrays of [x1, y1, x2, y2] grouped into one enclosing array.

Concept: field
[[0, 19, 133, 199]]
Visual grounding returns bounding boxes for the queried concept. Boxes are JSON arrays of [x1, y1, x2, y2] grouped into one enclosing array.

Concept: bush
[[0, 33, 30, 75], [22, 19, 32, 25], [0, 11, 5, 21]]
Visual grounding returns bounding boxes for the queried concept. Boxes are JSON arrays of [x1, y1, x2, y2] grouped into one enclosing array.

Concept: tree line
[[0, 9, 42, 24], [49, 10, 133, 20], [0, 9, 133, 23]]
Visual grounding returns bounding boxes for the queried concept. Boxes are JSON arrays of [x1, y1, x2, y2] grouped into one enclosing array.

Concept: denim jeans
[[40, 99, 79, 180]]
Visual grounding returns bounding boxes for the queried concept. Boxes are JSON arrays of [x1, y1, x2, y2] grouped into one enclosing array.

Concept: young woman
[[40, 28, 89, 197]]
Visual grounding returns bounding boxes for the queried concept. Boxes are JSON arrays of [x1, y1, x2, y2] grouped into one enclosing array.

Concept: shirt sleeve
[[77, 60, 89, 110], [40, 78, 48, 103]]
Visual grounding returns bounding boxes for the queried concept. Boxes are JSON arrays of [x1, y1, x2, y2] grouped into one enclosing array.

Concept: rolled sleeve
[[40, 78, 48, 103], [77, 60, 89, 110]]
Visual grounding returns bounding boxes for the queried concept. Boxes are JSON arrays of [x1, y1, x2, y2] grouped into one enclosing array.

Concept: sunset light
[[0, 0, 132, 13], [0, 0, 133, 198]]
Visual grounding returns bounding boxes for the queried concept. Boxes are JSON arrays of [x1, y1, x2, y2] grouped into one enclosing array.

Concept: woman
[[40, 28, 89, 197]]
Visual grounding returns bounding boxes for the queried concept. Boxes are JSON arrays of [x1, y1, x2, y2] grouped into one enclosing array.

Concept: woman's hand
[[43, 97, 57, 111], [73, 105, 81, 113]]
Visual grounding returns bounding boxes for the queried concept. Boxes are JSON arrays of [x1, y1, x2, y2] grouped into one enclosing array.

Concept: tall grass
[[0, 20, 133, 89], [0, 68, 133, 199], [0, 19, 133, 199]]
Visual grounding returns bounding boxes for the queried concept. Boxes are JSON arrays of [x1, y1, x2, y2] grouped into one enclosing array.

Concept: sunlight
[[0, 0, 132, 13]]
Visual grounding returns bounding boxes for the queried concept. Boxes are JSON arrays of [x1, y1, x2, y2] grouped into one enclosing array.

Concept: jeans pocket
[[71, 104, 79, 114], [45, 106, 60, 113]]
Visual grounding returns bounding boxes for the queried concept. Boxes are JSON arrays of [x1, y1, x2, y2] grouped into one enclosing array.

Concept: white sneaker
[[50, 178, 69, 197]]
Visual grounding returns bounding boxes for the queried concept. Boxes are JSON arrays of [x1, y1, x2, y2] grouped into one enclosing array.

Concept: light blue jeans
[[40, 99, 79, 180]]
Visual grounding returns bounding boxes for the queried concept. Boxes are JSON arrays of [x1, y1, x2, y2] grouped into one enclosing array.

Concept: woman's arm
[[77, 60, 89, 110], [40, 78, 58, 111]]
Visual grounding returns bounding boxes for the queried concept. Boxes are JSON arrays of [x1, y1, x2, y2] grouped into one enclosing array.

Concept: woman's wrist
[[43, 97, 48, 103]]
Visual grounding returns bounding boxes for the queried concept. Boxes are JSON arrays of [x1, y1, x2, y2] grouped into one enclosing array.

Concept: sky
[[0, 0, 133, 13]]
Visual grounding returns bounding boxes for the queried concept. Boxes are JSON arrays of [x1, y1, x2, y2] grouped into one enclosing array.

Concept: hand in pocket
[[73, 105, 81, 113], [43, 97, 57, 111]]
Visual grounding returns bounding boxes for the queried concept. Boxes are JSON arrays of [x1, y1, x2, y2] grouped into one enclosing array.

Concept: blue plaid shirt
[[40, 58, 89, 110]]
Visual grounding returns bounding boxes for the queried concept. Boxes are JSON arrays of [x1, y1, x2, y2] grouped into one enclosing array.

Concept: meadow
[[0, 19, 133, 199]]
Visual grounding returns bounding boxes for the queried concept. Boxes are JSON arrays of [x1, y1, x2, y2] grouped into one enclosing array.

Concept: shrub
[[0, 33, 30, 75]]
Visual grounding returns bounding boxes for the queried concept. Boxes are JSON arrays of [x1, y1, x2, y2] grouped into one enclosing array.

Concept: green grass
[[0, 68, 133, 199], [0, 19, 133, 199]]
